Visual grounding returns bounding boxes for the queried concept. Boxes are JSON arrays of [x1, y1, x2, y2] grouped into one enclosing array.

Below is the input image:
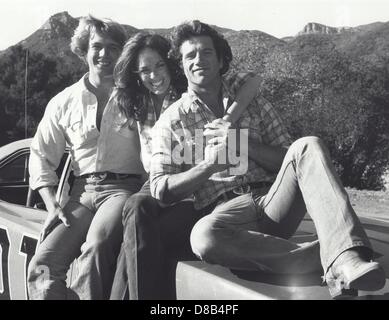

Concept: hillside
[[0, 12, 389, 190], [7, 12, 389, 76]]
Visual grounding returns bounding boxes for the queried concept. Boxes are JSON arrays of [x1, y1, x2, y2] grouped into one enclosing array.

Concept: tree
[[0, 45, 86, 142]]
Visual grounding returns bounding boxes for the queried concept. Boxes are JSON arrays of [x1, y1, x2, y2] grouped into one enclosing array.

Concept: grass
[[347, 187, 389, 221]]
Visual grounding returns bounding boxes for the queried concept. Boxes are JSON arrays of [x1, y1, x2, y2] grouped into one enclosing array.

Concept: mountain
[[0, 11, 287, 90], [295, 21, 389, 68], [2, 12, 389, 72], [20, 11, 79, 54], [0, 12, 285, 68], [4, 11, 140, 72], [0, 12, 389, 190], [298, 22, 351, 35], [17, 11, 140, 55], [298, 21, 385, 35]]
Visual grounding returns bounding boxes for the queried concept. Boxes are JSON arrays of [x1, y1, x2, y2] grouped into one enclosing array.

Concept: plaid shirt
[[150, 72, 292, 210], [137, 87, 179, 173]]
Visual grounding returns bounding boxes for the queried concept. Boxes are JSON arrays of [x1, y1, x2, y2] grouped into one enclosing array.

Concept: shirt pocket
[[65, 118, 86, 146]]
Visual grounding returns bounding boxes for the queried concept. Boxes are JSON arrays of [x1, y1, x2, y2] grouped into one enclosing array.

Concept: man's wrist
[[198, 159, 218, 175]]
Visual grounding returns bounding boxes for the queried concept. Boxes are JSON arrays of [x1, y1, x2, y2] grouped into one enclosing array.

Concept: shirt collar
[[78, 72, 114, 100], [78, 73, 91, 93], [181, 75, 235, 114]]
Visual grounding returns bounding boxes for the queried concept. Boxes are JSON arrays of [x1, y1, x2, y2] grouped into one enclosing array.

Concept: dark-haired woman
[[110, 32, 262, 299]]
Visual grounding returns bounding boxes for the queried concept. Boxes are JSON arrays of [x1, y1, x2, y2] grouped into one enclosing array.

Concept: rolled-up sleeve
[[149, 116, 183, 202], [224, 71, 256, 94], [29, 97, 66, 190]]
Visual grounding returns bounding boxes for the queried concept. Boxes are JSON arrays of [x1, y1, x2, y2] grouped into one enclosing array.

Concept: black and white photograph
[[0, 0, 388, 306]]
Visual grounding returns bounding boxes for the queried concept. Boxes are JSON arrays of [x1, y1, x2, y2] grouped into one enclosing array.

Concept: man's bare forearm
[[163, 161, 218, 203], [163, 140, 285, 203], [160, 135, 286, 203], [38, 186, 61, 211]]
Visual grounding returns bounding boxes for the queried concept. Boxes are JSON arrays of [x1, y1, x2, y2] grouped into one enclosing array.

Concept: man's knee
[[190, 217, 221, 264], [81, 235, 118, 258], [290, 136, 328, 155], [122, 194, 157, 225]]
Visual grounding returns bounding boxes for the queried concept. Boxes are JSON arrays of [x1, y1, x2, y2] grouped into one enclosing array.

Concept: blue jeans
[[27, 175, 141, 300], [112, 137, 372, 299], [110, 181, 203, 300], [190, 137, 372, 276]]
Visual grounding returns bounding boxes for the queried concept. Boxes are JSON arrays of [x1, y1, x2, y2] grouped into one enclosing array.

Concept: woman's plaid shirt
[[137, 87, 179, 173]]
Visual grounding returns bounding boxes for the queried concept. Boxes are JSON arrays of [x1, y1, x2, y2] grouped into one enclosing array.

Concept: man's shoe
[[325, 250, 386, 299]]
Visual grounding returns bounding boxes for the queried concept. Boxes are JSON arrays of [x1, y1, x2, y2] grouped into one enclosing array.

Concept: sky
[[1, 0, 389, 50]]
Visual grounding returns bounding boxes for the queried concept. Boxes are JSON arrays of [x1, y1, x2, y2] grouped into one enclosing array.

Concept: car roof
[[0, 138, 32, 161]]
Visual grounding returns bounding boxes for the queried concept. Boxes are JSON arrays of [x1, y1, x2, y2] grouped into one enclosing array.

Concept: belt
[[77, 172, 141, 180], [218, 181, 272, 202]]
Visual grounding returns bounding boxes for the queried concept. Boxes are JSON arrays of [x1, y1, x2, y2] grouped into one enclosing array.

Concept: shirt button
[[91, 125, 95, 129]]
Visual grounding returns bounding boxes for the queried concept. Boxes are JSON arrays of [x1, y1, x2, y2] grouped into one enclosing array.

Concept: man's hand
[[204, 118, 232, 137], [40, 203, 70, 243], [203, 119, 235, 173]]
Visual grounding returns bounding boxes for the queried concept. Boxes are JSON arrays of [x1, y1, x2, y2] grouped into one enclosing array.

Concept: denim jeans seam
[[130, 212, 139, 299], [297, 147, 370, 272], [261, 160, 295, 211]]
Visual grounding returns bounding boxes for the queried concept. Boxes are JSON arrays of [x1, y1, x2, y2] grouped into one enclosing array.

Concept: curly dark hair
[[113, 32, 187, 123], [170, 20, 232, 75]]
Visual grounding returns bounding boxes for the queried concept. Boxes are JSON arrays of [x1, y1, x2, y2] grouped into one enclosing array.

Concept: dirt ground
[[347, 188, 389, 222]]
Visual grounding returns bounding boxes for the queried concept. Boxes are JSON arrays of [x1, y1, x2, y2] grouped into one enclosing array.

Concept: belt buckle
[[232, 184, 251, 195]]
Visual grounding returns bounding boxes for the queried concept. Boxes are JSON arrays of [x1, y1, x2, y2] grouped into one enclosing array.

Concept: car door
[[0, 150, 72, 300], [0, 148, 30, 206]]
